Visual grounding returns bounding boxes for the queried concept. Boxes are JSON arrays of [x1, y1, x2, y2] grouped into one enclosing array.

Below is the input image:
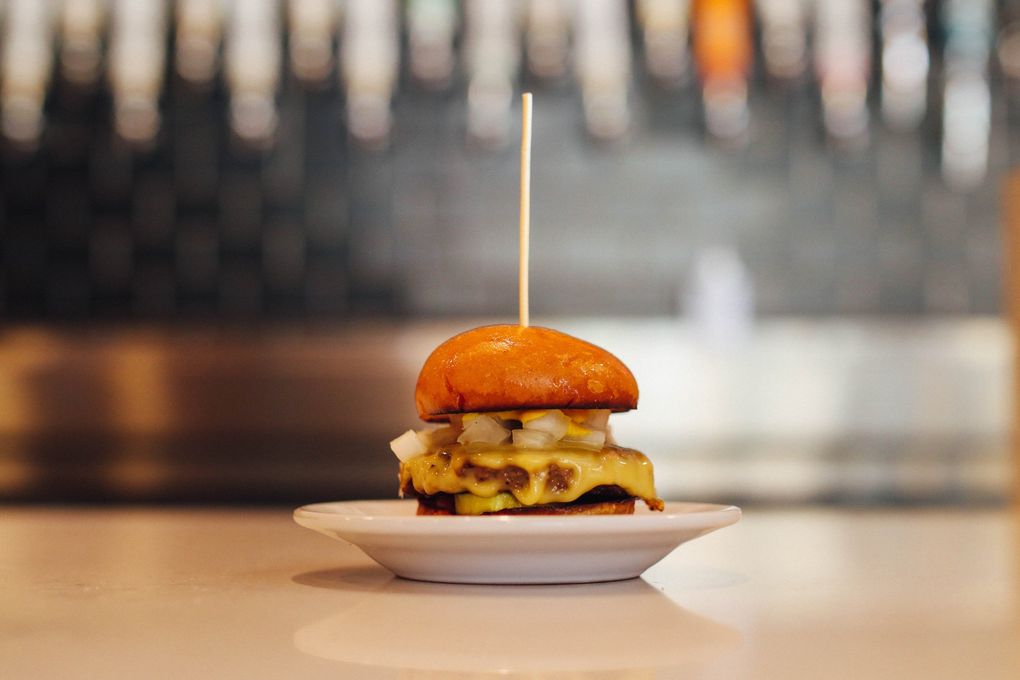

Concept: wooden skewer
[[519, 92, 533, 328]]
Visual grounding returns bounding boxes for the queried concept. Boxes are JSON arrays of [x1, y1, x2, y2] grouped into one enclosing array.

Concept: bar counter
[[2, 507, 1017, 679]]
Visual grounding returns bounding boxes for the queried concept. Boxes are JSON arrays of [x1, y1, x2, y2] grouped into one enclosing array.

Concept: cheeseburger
[[390, 324, 664, 515]]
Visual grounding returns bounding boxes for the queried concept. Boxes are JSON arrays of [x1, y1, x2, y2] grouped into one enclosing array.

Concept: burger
[[389, 324, 664, 515]]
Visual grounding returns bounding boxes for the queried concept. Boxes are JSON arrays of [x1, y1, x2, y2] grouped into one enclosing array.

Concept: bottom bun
[[417, 498, 636, 516]]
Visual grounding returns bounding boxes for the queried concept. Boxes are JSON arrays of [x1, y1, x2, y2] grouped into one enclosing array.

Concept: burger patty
[[411, 485, 640, 515], [398, 444, 663, 510]]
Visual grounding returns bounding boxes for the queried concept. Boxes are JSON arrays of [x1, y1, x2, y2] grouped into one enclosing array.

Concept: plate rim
[[294, 499, 741, 536]]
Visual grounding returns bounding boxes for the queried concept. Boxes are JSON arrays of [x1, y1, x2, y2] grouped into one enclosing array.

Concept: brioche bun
[[414, 324, 638, 422]]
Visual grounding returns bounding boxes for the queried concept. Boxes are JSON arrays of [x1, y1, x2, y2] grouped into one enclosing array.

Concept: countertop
[[1, 507, 1017, 679]]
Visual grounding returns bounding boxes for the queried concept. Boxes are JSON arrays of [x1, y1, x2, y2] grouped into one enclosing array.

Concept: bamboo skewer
[[519, 92, 533, 328]]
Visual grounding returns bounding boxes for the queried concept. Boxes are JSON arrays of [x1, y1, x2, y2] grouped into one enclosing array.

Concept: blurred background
[[0, 0, 1015, 506]]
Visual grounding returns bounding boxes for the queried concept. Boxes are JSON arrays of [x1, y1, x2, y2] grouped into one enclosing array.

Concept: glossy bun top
[[414, 324, 638, 422]]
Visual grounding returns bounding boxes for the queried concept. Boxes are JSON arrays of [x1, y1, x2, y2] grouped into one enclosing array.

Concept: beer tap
[[1, 0, 56, 149], [880, 0, 929, 130], [340, 0, 399, 149], [574, 0, 632, 142], [288, 0, 335, 86], [407, 0, 458, 90], [998, 0, 1020, 90], [175, 0, 223, 88], [692, 0, 753, 145], [224, 0, 281, 149], [525, 0, 570, 82], [814, 0, 872, 148], [755, 0, 807, 82], [941, 0, 994, 190], [463, 0, 521, 148], [60, 0, 106, 88], [636, 0, 692, 88], [999, 19, 1020, 88], [108, 0, 167, 148]]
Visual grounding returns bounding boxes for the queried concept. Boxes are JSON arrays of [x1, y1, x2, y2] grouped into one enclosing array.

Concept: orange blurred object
[[692, 0, 753, 82]]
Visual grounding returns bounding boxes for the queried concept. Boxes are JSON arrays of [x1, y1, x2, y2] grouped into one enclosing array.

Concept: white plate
[[293, 499, 740, 584]]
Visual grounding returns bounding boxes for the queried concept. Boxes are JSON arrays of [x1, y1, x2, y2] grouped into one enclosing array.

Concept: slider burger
[[390, 324, 664, 515]]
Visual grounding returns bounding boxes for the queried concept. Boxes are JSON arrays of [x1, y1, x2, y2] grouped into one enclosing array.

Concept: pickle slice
[[453, 492, 523, 515]]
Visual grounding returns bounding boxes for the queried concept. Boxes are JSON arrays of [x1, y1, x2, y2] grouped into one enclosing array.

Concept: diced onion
[[511, 428, 556, 449], [457, 414, 510, 445], [563, 429, 606, 450], [522, 410, 570, 440], [583, 409, 611, 431], [390, 429, 427, 462], [418, 426, 459, 448]]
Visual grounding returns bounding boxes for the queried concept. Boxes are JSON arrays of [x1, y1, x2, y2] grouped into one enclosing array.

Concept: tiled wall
[[0, 14, 1011, 320]]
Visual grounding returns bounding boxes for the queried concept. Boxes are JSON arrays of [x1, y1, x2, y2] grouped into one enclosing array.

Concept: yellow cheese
[[399, 443, 659, 507], [565, 421, 591, 438], [454, 492, 522, 514]]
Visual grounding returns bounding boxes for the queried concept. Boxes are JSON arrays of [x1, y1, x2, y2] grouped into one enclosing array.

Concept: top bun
[[415, 324, 638, 422]]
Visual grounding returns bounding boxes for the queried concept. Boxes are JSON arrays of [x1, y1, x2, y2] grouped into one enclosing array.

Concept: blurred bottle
[[941, 0, 993, 191], [225, 0, 281, 150], [1, 0, 56, 150], [814, 0, 871, 149], [407, 0, 458, 90], [463, 0, 521, 148], [108, 0, 166, 149], [176, 0, 222, 88], [341, 0, 399, 149], [525, 0, 570, 82], [880, 0, 929, 130], [288, 0, 336, 87], [999, 14, 1020, 151], [998, 0, 1020, 93], [574, 0, 632, 142], [60, 0, 106, 88], [636, 0, 692, 89], [1000, 21, 1020, 84], [755, 0, 807, 82], [692, 0, 753, 145]]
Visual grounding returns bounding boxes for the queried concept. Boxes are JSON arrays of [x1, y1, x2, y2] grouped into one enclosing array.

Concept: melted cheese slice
[[399, 444, 659, 507]]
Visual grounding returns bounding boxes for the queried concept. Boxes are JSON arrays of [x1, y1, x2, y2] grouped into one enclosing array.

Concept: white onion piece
[[523, 410, 570, 440], [457, 414, 510, 445], [563, 429, 606, 450], [390, 429, 427, 462], [511, 428, 556, 449], [583, 409, 610, 431], [419, 426, 459, 448]]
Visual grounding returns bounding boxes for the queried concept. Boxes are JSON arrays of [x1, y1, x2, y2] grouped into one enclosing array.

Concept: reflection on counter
[[3, 507, 1015, 679], [292, 570, 741, 676]]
